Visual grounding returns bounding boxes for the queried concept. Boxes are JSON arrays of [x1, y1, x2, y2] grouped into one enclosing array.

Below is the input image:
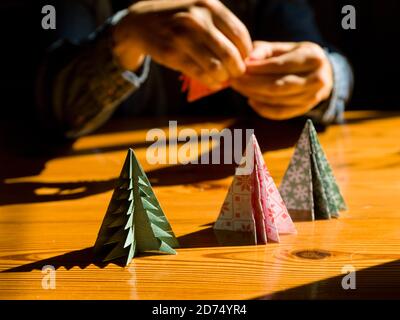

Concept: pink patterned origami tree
[[214, 135, 297, 244]]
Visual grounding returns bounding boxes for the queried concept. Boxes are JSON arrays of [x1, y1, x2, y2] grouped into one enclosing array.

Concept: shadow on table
[[1, 246, 172, 272], [147, 117, 312, 186], [178, 227, 261, 248], [0, 179, 117, 206], [0, 118, 194, 206], [1, 232, 253, 274], [256, 258, 400, 300], [2, 226, 259, 273], [0, 247, 122, 271], [0, 116, 310, 206]]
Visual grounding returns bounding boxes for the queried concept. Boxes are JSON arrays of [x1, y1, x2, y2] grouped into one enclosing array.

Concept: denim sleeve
[[254, 0, 354, 125], [307, 50, 354, 125], [36, 8, 150, 139]]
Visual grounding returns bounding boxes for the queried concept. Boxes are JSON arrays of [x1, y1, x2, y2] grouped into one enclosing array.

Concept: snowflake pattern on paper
[[279, 123, 313, 213], [234, 175, 252, 192], [279, 120, 347, 220]]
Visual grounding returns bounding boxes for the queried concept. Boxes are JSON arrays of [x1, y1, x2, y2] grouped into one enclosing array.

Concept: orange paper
[[180, 75, 228, 102]]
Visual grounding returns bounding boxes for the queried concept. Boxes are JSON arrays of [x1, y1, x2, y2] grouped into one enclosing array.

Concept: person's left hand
[[231, 41, 333, 120]]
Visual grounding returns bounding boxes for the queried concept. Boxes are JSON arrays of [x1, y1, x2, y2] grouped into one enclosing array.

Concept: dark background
[[310, 0, 399, 110], [0, 0, 399, 112]]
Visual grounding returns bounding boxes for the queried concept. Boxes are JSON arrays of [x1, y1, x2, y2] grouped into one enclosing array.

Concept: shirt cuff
[[109, 9, 152, 87], [307, 50, 354, 125]]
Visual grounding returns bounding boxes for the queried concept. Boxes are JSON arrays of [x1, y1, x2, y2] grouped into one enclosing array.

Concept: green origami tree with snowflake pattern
[[279, 120, 347, 220]]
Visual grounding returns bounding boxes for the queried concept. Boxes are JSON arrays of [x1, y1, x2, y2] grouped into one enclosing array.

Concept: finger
[[248, 41, 273, 61], [246, 45, 323, 75], [201, 0, 253, 58], [179, 57, 222, 89], [174, 8, 246, 78], [175, 35, 229, 83], [153, 46, 220, 89], [201, 25, 246, 78], [263, 42, 297, 57], [179, 59, 221, 89], [239, 89, 320, 106], [248, 99, 315, 120], [231, 73, 319, 96], [246, 42, 297, 65]]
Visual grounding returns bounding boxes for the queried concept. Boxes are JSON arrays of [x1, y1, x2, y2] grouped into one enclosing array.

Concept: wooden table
[[0, 111, 399, 300]]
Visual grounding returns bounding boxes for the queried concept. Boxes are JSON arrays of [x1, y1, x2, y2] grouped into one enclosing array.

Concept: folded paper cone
[[214, 134, 297, 244], [279, 119, 347, 221], [93, 149, 179, 266]]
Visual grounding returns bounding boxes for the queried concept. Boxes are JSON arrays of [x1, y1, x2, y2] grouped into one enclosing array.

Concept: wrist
[[111, 11, 146, 71]]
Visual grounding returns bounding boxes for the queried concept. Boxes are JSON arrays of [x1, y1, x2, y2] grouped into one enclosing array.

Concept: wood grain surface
[[0, 111, 399, 299]]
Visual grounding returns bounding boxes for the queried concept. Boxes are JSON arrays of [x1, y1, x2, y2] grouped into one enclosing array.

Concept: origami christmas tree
[[94, 149, 179, 265], [180, 75, 228, 102], [279, 120, 347, 221], [214, 134, 297, 244]]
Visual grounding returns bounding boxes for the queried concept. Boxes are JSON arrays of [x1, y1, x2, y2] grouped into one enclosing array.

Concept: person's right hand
[[112, 0, 252, 89]]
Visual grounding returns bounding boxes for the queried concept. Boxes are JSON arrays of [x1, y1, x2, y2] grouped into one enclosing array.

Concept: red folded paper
[[180, 75, 228, 102]]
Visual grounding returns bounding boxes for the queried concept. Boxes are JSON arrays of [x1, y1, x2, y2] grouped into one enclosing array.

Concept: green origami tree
[[94, 149, 179, 265], [279, 120, 347, 221]]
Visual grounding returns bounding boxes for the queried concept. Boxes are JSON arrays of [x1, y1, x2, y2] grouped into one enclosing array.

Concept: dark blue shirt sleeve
[[36, 4, 150, 138]]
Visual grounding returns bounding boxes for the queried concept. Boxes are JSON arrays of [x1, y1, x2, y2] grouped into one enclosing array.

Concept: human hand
[[112, 0, 252, 89], [231, 41, 333, 120]]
